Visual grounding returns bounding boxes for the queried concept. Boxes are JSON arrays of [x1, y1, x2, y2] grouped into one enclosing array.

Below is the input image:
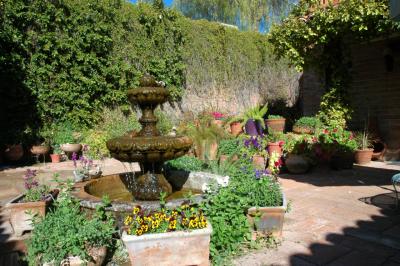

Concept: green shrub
[[155, 107, 173, 135], [267, 115, 284, 119], [218, 139, 240, 156], [98, 107, 141, 139], [51, 122, 82, 145], [294, 116, 321, 130], [164, 155, 204, 171], [201, 159, 282, 263], [26, 184, 115, 265], [82, 130, 110, 159]]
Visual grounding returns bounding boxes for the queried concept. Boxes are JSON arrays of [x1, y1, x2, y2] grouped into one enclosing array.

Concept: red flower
[[333, 128, 338, 133], [323, 129, 329, 134]]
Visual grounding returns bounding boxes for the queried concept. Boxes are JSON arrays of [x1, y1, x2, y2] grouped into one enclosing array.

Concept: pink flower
[[323, 129, 329, 134], [211, 112, 224, 120]]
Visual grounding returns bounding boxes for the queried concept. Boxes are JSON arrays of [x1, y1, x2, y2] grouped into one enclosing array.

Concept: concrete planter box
[[247, 192, 286, 238], [122, 223, 212, 266], [5, 191, 58, 236]]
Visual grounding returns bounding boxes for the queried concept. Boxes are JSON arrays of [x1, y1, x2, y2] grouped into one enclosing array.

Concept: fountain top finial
[[140, 74, 159, 87]]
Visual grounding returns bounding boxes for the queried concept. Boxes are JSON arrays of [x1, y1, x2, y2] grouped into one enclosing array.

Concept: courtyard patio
[[1, 160, 399, 265]]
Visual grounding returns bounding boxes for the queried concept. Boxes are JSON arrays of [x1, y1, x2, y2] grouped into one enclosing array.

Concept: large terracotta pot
[[285, 154, 309, 174], [292, 125, 314, 135], [61, 143, 82, 153], [30, 145, 50, 156], [247, 192, 286, 239], [230, 122, 243, 136], [4, 144, 24, 161], [354, 149, 373, 165], [5, 190, 58, 236], [265, 118, 286, 133], [252, 155, 265, 169], [267, 142, 282, 157], [122, 223, 212, 266]]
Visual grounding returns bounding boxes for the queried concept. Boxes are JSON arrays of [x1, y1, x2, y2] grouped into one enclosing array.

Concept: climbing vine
[[269, 0, 400, 127]]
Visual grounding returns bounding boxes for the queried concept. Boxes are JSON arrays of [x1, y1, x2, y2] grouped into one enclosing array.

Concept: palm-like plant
[[228, 105, 268, 129]]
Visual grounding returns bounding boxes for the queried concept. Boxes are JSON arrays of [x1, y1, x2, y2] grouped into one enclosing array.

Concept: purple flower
[[72, 152, 78, 167], [23, 169, 39, 190], [255, 169, 262, 179]]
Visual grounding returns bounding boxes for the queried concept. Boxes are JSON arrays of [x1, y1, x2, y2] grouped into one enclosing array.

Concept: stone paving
[[233, 163, 400, 266], [0, 160, 400, 265]]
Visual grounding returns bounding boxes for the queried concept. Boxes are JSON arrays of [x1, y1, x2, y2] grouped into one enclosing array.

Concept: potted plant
[[26, 182, 114, 266], [184, 116, 226, 161], [227, 115, 244, 136], [265, 115, 286, 133], [244, 177, 286, 238], [50, 145, 62, 163], [238, 105, 268, 136], [5, 169, 58, 236], [283, 134, 312, 174], [354, 131, 373, 165], [242, 136, 268, 169], [317, 128, 357, 169], [266, 132, 284, 157], [164, 155, 204, 190], [122, 197, 211, 266], [293, 116, 321, 134], [52, 122, 82, 154]]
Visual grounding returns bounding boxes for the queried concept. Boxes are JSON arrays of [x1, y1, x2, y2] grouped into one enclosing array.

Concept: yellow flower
[[133, 206, 141, 215], [124, 216, 133, 225], [136, 229, 143, 236], [168, 219, 177, 230]]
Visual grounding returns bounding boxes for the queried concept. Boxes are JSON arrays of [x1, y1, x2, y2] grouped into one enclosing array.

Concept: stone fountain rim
[[72, 171, 223, 212]]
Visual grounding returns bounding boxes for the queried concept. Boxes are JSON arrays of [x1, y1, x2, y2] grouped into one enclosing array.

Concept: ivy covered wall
[[0, 0, 297, 145]]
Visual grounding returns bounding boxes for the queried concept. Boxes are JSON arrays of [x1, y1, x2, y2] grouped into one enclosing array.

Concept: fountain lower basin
[[73, 171, 223, 213]]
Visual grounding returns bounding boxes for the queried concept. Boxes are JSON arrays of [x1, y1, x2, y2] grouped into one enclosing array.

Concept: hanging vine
[[269, 0, 400, 127]]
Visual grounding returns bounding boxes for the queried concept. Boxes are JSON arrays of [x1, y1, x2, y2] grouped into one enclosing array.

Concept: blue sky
[[129, 0, 173, 6]]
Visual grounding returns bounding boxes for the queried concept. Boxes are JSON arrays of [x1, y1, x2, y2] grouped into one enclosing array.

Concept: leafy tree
[[174, 0, 295, 32]]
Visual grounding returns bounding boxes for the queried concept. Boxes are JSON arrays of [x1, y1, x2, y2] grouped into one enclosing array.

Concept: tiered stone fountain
[[106, 75, 193, 200]]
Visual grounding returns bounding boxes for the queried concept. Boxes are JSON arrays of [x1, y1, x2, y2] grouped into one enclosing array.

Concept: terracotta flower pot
[[209, 141, 218, 160], [285, 154, 309, 174], [292, 125, 314, 135], [50, 154, 61, 163], [267, 142, 282, 157], [4, 144, 24, 161], [61, 143, 82, 153], [5, 190, 58, 236], [30, 145, 50, 156], [122, 223, 212, 266], [252, 155, 266, 169], [354, 149, 373, 165], [265, 118, 286, 133], [247, 192, 286, 239], [230, 122, 243, 136]]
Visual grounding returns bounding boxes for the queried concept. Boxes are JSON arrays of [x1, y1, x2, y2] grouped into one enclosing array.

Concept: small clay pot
[[252, 155, 265, 169], [354, 149, 373, 165], [50, 154, 61, 163], [4, 144, 24, 161], [267, 142, 282, 157], [265, 118, 285, 133], [230, 122, 243, 136]]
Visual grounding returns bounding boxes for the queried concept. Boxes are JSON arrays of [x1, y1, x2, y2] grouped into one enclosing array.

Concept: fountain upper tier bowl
[[107, 135, 192, 163]]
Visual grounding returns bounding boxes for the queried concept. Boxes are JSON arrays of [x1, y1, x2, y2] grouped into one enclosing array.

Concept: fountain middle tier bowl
[[106, 135, 193, 163]]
